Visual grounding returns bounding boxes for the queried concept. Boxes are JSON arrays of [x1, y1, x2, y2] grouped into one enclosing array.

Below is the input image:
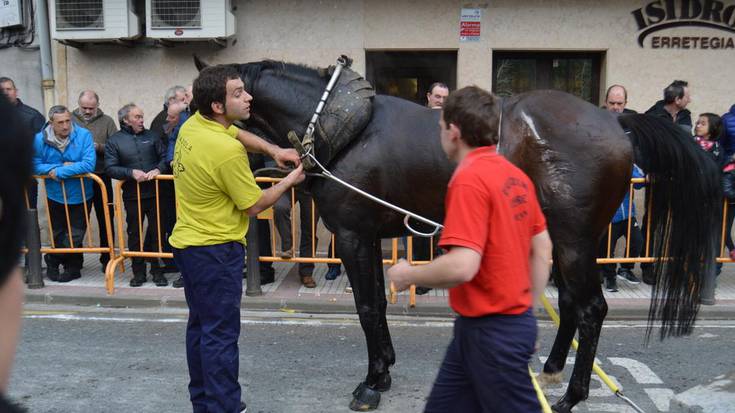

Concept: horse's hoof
[[375, 373, 391, 392], [537, 371, 563, 388], [349, 382, 381, 411]]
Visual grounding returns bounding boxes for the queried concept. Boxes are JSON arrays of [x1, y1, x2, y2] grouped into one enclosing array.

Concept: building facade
[[2, 0, 734, 127]]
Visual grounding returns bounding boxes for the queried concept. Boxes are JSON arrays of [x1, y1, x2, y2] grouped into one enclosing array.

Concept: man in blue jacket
[[33, 105, 96, 282]]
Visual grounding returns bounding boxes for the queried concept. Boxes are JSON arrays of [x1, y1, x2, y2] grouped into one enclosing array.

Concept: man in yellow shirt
[[171, 65, 304, 413]]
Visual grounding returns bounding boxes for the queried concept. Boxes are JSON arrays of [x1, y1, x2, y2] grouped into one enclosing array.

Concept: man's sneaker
[[415, 287, 433, 295], [57, 270, 81, 283], [300, 275, 317, 288], [45, 255, 60, 281], [604, 277, 618, 292], [240, 401, 247, 412], [325, 266, 341, 280], [130, 274, 146, 287], [172, 276, 184, 288], [260, 272, 275, 285], [152, 273, 168, 287], [46, 265, 60, 282], [617, 268, 640, 285]]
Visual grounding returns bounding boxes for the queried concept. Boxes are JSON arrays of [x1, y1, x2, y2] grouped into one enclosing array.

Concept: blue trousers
[[174, 242, 245, 413], [425, 309, 540, 413]]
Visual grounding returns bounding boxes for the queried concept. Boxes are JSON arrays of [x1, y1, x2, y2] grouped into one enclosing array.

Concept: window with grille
[[151, 0, 201, 28], [55, 0, 104, 29], [493, 51, 603, 104]]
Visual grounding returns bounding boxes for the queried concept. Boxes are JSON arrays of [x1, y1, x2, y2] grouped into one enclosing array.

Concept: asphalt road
[[7, 306, 735, 412]]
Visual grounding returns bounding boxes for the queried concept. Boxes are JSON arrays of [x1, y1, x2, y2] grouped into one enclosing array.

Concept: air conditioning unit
[[0, 0, 24, 29], [49, 0, 141, 42], [145, 0, 235, 42]]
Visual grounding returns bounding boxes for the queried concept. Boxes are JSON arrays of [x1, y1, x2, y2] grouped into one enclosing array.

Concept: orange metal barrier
[[24, 173, 117, 268], [103, 175, 734, 303], [105, 175, 175, 294]]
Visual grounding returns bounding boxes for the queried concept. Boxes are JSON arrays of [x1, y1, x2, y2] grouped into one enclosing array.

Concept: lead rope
[[306, 152, 444, 238]]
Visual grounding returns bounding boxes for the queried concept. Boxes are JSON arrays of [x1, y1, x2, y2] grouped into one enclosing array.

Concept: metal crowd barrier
[[24, 173, 118, 286], [27, 174, 728, 305], [105, 175, 175, 294]]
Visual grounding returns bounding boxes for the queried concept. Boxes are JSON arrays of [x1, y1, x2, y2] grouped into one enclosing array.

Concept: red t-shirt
[[439, 146, 547, 317]]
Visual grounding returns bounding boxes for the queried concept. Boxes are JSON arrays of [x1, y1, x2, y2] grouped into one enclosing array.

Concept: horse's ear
[[193, 55, 210, 72]]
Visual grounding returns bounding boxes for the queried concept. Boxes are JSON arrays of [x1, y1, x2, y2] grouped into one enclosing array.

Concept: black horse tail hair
[[618, 114, 722, 341]]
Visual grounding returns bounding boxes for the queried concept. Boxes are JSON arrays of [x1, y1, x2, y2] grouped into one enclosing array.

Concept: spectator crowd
[[2, 75, 734, 292]]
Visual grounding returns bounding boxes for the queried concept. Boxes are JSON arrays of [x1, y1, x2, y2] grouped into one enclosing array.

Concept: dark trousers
[[46, 199, 91, 273], [27, 179, 38, 209], [92, 173, 115, 264], [425, 310, 540, 413], [725, 202, 735, 252], [597, 217, 643, 279], [124, 198, 159, 275], [159, 180, 178, 268], [640, 188, 653, 271], [275, 187, 314, 275], [174, 242, 245, 413]]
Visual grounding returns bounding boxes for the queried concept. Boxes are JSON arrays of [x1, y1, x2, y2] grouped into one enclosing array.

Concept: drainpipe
[[35, 0, 55, 114]]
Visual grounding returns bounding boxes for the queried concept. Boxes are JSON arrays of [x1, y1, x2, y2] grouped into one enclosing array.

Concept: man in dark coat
[[645, 80, 692, 132], [105, 103, 169, 287], [72, 90, 118, 269], [1, 77, 45, 210], [603, 84, 637, 114]]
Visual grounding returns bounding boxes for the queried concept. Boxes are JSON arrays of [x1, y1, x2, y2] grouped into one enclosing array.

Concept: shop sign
[[632, 0, 735, 49], [460, 8, 481, 42]]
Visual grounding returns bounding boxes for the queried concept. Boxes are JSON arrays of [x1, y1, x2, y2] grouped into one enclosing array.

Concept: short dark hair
[[193, 65, 241, 117], [605, 84, 627, 101], [663, 80, 688, 104], [0, 77, 16, 88], [428, 82, 448, 95], [442, 86, 500, 147], [699, 112, 722, 141]]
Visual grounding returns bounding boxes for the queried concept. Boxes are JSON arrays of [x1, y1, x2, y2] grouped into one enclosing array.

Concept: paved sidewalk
[[24, 254, 735, 319]]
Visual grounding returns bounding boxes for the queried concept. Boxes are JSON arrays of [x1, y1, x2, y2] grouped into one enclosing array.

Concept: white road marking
[[609, 357, 664, 384], [645, 388, 674, 412], [585, 402, 638, 412], [538, 356, 603, 365], [697, 333, 718, 338]]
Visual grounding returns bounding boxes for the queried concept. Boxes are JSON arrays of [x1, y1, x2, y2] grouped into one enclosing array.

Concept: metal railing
[[25, 175, 729, 304]]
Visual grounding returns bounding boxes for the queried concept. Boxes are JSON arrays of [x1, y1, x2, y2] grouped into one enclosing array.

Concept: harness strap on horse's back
[[289, 55, 352, 170]]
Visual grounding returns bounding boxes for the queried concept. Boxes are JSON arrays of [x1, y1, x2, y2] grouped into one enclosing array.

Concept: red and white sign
[[460, 8, 481, 42]]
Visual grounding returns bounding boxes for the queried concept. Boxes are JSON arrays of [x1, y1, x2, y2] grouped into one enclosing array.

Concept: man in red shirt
[[388, 86, 553, 412]]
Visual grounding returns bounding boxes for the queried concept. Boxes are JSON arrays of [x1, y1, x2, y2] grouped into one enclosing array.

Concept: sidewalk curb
[[24, 289, 735, 320]]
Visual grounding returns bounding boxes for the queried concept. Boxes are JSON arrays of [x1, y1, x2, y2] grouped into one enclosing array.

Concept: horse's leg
[[539, 254, 578, 387], [552, 249, 608, 413], [372, 241, 395, 390], [336, 231, 389, 411]]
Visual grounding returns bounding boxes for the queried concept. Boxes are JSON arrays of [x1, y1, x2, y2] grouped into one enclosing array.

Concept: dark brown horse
[[195, 57, 721, 412]]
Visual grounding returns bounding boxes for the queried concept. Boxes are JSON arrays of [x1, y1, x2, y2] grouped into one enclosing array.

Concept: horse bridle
[[287, 56, 444, 238]]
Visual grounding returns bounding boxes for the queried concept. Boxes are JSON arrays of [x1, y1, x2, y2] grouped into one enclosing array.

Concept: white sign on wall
[[460, 8, 482, 42]]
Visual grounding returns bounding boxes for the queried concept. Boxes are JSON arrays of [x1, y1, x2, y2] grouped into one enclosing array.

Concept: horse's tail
[[618, 114, 722, 340]]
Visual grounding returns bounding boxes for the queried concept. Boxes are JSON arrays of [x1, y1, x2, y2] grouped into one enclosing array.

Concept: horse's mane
[[238, 60, 325, 88]]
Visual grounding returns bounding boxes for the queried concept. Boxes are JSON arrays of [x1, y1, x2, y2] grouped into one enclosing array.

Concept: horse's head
[[194, 55, 327, 149]]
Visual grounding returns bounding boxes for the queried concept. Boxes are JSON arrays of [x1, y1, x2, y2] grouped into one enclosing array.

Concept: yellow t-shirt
[[169, 111, 262, 248]]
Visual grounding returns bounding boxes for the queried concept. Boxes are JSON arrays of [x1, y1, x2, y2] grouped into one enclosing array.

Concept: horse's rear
[[501, 90, 633, 412]]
